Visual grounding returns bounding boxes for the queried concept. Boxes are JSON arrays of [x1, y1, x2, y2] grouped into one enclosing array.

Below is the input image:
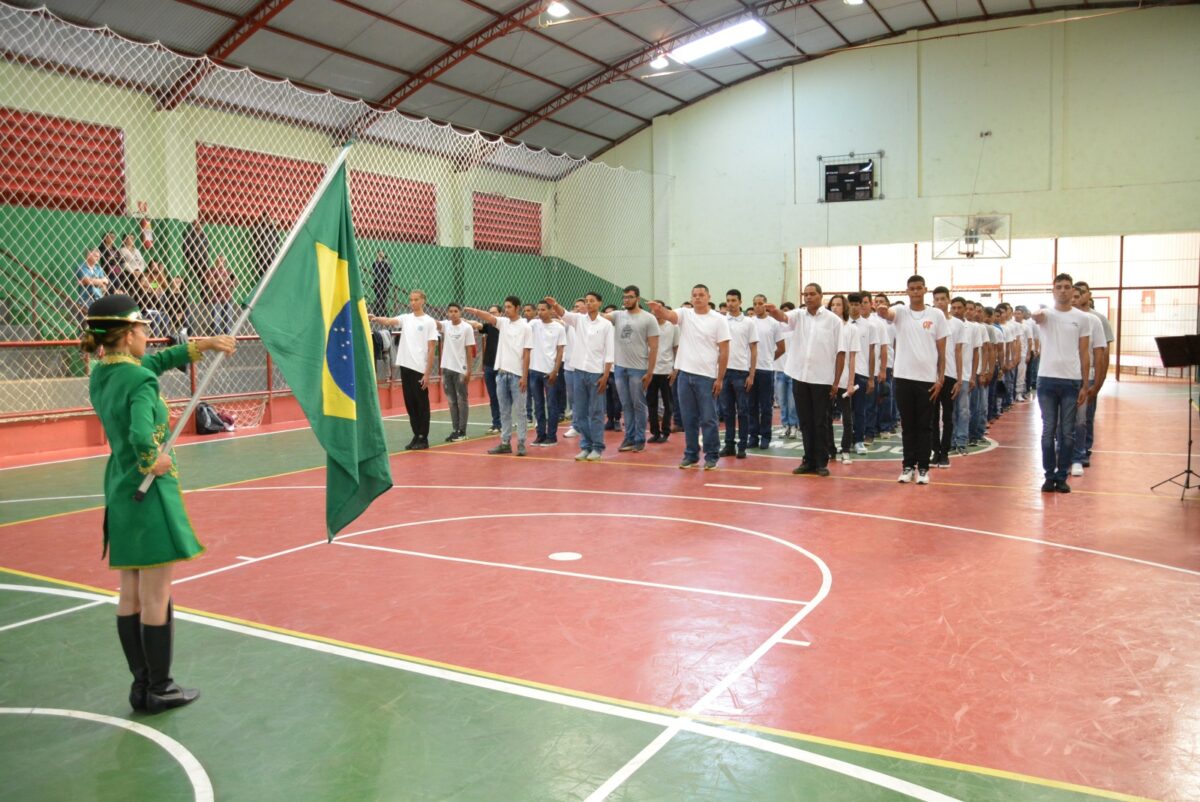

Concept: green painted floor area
[[0, 577, 1130, 801], [0, 409, 487, 526]]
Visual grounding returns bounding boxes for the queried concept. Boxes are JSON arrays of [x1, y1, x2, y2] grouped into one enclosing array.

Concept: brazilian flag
[[250, 164, 392, 538]]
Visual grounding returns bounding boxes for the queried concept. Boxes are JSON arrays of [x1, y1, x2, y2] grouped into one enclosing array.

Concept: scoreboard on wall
[[823, 159, 874, 202]]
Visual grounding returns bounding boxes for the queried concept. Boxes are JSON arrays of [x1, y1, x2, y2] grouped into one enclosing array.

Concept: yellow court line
[[421, 447, 1196, 502], [0, 565, 1160, 802]]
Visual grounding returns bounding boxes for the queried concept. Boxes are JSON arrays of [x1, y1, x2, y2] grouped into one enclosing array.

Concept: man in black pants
[[370, 289, 439, 450], [929, 286, 966, 468], [877, 275, 947, 484], [766, 284, 844, 477]]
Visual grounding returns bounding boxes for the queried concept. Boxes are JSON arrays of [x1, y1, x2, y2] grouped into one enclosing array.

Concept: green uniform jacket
[[89, 343, 205, 569]]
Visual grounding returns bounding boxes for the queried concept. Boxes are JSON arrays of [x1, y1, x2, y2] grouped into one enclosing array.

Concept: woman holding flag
[[82, 293, 236, 713]]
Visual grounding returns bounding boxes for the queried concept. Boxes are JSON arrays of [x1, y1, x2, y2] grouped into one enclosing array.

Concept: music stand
[[1150, 334, 1200, 498]]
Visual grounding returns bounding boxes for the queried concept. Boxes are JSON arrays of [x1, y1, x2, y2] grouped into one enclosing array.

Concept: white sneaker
[[586, 450, 602, 462], [916, 469, 930, 485], [574, 449, 589, 461], [564, 427, 578, 438], [898, 468, 914, 483], [855, 442, 867, 455], [1070, 462, 1084, 477], [841, 452, 852, 464]]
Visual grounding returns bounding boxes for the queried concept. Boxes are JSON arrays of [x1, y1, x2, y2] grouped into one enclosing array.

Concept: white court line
[[172, 539, 326, 586], [335, 539, 810, 606], [0, 494, 104, 505], [190, 482, 1200, 576], [0, 706, 213, 802], [0, 583, 959, 801], [779, 638, 811, 647], [235, 556, 256, 562], [704, 483, 762, 490], [0, 600, 106, 633], [995, 444, 1190, 457]]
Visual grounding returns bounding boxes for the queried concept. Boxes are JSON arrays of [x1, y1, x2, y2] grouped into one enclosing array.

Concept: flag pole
[[134, 142, 355, 502]]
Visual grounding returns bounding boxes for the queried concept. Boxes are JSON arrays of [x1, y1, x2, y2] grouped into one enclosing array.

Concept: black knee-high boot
[[116, 613, 148, 711], [142, 600, 200, 713]]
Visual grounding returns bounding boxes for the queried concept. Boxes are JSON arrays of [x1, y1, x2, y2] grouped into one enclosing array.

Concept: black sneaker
[[719, 444, 736, 457], [1041, 479, 1056, 492], [736, 447, 747, 459], [444, 433, 457, 442], [410, 437, 429, 451], [1055, 480, 1071, 493], [792, 463, 815, 475], [1081, 459, 1091, 468], [816, 467, 830, 477], [487, 443, 513, 455], [404, 439, 417, 450]]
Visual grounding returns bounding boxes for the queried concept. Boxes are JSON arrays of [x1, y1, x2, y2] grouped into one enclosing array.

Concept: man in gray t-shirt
[[605, 285, 660, 452]]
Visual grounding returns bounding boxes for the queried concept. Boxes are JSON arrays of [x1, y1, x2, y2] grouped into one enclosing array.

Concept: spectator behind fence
[[98, 231, 123, 292], [131, 261, 170, 337], [371, 250, 391, 316], [119, 233, 146, 279], [205, 255, 237, 334], [251, 212, 279, 280], [163, 276, 193, 336], [182, 219, 208, 283], [77, 247, 108, 311]]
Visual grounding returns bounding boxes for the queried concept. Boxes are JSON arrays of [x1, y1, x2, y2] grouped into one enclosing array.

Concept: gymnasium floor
[[1, 381, 1197, 801]]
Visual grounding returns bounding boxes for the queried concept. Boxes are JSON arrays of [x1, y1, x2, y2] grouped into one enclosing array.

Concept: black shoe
[[736, 447, 747, 459], [141, 606, 199, 714], [720, 445, 736, 457], [1041, 479, 1056, 492], [404, 439, 417, 450], [444, 433, 458, 442], [487, 443, 513, 455], [1055, 480, 1071, 493], [1081, 459, 1090, 468], [792, 463, 815, 475], [116, 614, 148, 712], [410, 437, 429, 451], [816, 467, 830, 477]]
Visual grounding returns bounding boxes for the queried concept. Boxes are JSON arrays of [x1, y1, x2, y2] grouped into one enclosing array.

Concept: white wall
[[595, 7, 1200, 302]]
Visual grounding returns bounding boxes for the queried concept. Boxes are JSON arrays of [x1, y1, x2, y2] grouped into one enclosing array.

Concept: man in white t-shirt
[[1013, 306, 1032, 402], [848, 293, 877, 454], [370, 289, 439, 450], [547, 292, 614, 461], [648, 302, 678, 444], [1070, 282, 1113, 476], [967, 302, 990, 445], [438, 303, 476, 443], [649, 285, 730, 470], [605, 285, 660, 453], [561, 298, 584, 437], [750, 294, 783, 449], [949, 296, 977, 455], [465, 297, 533, 457], [719, 289, 759, 459], [930, 287, 967, 468], [766, 283, 845, 477], [877, 275, 948, 484], [873, 293, 898, 437], [529, 301, 566, 447], [1032, 274, 1093, 492]]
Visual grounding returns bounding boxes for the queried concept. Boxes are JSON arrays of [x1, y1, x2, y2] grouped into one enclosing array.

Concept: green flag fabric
[[250, 164, 392, 537]]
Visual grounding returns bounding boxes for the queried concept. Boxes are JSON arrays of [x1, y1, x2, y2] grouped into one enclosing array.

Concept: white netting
[[0, 4, 653, 423]]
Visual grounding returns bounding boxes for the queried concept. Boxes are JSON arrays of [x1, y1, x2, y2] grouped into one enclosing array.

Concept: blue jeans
[[496, 371, 527, 447], [877, 369, 896, 432], [563, 368, 573, 417], [1027, 354, 1040, 392], [850, 375, 869, 444], [1038, 377, 1081, 480], [1073, 394, 1098, 462], [774, 371, 798, 427], [970, 382, 987, 442], [671, 378, 683, 428], [211, 301, 235, 335], [1004, 368, 1018, 409], [953, 381, 971, 448], [529, 370, 561, 442], [572, 370, 606, 452], [749, 369, 774, 446], [721, 369, 751, 448], [613, 366, 648, 446], [554, 371, 567, 422], [677, 370, 719, 463], [484, 365, 501, 428], [862, 381, 877, 439]]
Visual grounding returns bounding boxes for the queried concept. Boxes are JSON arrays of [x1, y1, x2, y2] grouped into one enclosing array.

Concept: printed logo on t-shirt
[[922, 320, 933, 330], [620, 324, 633, 340]]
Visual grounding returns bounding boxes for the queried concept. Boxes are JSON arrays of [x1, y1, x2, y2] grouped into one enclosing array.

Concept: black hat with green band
[[84, 294, 152, 335]]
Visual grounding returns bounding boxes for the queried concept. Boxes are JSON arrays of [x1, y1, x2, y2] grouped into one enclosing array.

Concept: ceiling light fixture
[[649, 55, 669, 70], [669, 19, 767, 64], [546, 1, 570, 18]]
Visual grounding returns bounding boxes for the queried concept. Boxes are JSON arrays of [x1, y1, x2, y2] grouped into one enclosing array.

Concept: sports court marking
[[0, 582, 966, 802], [779, 638, 811, 647], [189, 482, 1200, 578], [704, 482, 761, 490], [0, 706, 214, 802], [0, 600, 107, 633]]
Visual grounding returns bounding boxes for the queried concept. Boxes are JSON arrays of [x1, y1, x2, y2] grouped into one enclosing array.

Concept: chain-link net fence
[[0, 4, 654, 424]]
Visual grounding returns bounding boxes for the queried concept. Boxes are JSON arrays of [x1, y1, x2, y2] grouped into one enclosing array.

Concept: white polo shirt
[[892, 306, 948, 383], [752, 315, 782, 372], [835, 321, 858, 390], [494, 315, 533, 376], [850, 317, 873, 378], [529, 318, 566, 374], [675, 307, 731, 379], [439, 319, 475, 375], [561, 311, 614, 374], [724, 313, 760, 373], [392, 312, 439, 373], [781, 305, 843, 386], [1036, 307, 1091, 381]]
